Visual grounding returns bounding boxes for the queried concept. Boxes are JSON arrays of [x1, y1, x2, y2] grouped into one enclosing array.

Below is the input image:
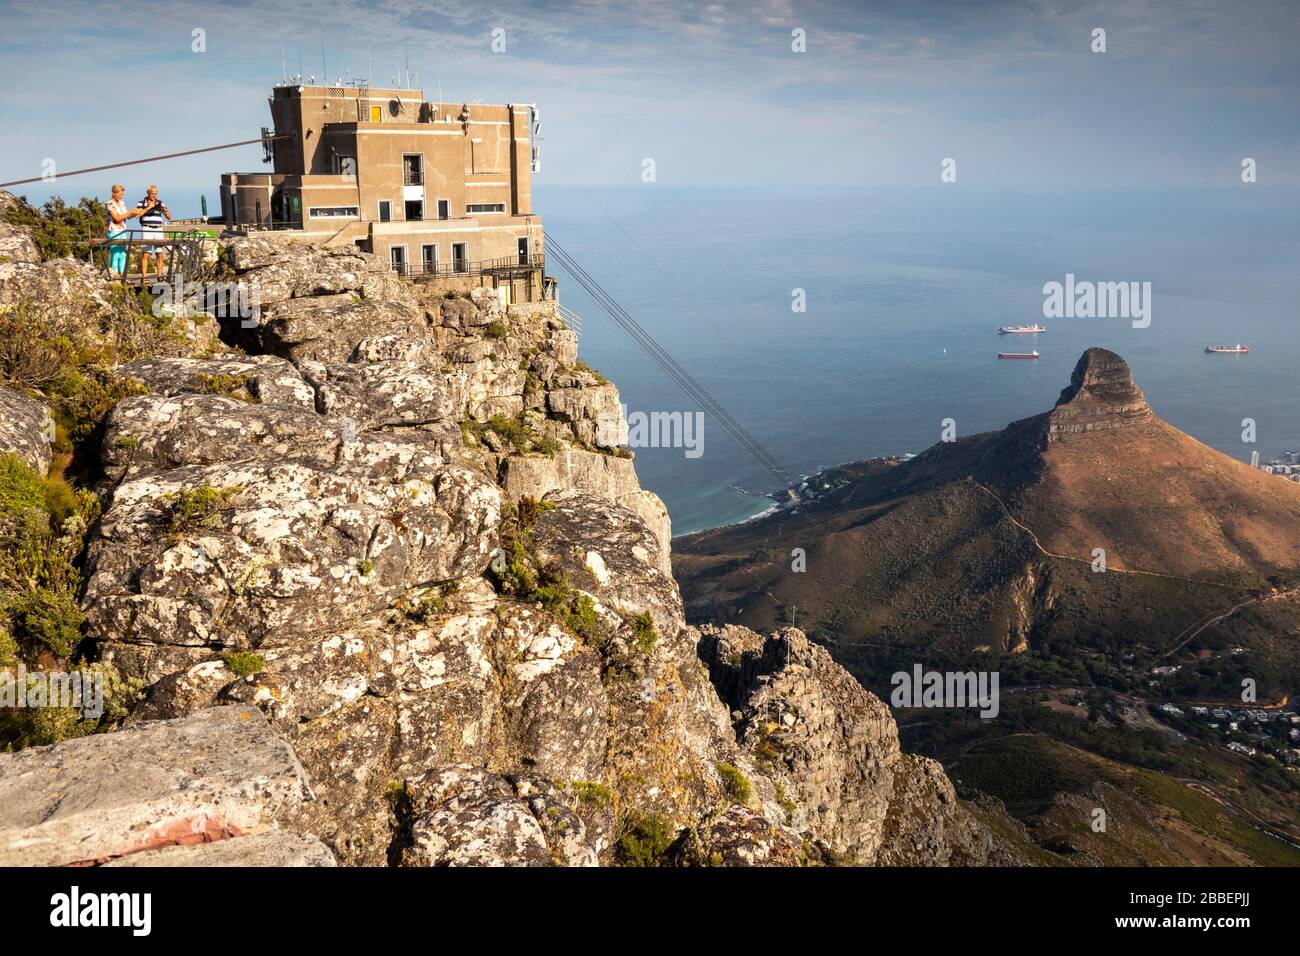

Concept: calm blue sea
[[535, 185, 1300, 536]]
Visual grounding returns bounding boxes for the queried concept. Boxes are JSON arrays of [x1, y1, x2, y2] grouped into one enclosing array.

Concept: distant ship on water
[[1205, 344, 1250, 354], [998, 325, 1045, 334], [998, 351, 1040, 360]]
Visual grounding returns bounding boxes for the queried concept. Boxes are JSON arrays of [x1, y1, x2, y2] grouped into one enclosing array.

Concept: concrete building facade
[[220, 84, 548, 301]]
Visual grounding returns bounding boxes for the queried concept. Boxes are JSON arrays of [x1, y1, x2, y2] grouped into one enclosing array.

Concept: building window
[[403, 154, 423, 186], [451, 242, 468, 273], [378, 201, 392, 223], [466, 203, 506, 214], [421, 244, 437, 274], [517, 237, 529, 265], [436, 199, 450, 220], [309, 206, 359, 218], [404, 200, 424, 221], [390, 245, 407, 275]]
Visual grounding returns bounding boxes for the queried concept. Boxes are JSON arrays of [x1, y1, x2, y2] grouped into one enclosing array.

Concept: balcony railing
[[393, 253, 545, 279]]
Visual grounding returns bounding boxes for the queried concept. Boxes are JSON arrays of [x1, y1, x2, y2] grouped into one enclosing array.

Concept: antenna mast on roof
[[320, 39, 327, 86], [281, 45, 287, 83]]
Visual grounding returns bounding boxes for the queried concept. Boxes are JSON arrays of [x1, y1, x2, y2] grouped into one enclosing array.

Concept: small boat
[[998, 351, 1039, 360], [998, 325, 1045, 334], [1205, 344, 1250, 354]]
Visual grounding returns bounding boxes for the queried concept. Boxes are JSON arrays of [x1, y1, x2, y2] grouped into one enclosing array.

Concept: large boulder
[[0, 706, 314, 866], [0, 386, 52, 473]]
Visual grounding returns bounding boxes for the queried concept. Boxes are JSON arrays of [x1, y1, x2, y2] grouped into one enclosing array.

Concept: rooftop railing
[[395, 252, 545, 280]]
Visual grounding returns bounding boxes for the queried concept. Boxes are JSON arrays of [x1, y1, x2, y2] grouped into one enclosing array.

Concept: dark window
[[437, 199, 450, 220], [403, 154, 423, 186], [378, 201, 391, 223], [404, 200, 423, 221]]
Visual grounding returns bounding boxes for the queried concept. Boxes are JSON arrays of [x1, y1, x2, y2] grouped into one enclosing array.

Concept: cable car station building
[[220, 84, 548, 302]]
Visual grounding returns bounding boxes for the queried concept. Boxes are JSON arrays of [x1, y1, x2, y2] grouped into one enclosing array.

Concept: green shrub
[[0, 663, 143, 752], [8, 587, 83, 659], [630, 611, 658, 655], [461, 413, 563, 456], [716, 763, 753, 805], [405, 592, 445, 623], [4, 195, 108, 261], [190, 372, 253, 402], [615, 813, 675, 867], [484, 320, 508, 339], [221, 651, 265, 679], [563, 594, 599, 641], [0, 453, 95, 667], [572, 780, 614, 808], [162, 484, 241, 533]]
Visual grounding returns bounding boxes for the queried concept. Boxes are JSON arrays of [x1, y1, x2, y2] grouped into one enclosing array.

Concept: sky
[[2, 0, 1299, 207]]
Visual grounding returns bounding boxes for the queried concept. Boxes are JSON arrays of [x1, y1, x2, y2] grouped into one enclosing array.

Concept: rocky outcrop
[[0, 386, 52, 473], [0, 190, 219, 360], [1048, 347, 1153, 440], [102, 830, 337, 867], [0, 706, 325, 866], [698, 624, 997, 864], [0, 232, 1010, 868]]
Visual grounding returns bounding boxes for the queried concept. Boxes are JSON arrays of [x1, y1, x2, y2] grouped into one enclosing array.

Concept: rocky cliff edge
[[0, 217, 1012, 867]]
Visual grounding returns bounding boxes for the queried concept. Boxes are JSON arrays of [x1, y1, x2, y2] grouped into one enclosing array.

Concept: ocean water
[[536, 185, 1300, 536]]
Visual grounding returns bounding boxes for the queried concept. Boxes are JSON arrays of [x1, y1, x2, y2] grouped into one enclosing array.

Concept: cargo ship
[[998, 351, 1039, 359], [1205, 344, 1250, 354], [998, 325, 1045, 334]]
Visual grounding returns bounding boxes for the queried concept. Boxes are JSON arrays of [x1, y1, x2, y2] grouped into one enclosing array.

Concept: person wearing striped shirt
[[135, 185, 172, 277]]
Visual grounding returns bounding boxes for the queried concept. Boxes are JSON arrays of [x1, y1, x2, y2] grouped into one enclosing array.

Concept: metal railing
[[84, 229, 210, 286], [556, 303, 583, 335], [393, 253, 545, 280]]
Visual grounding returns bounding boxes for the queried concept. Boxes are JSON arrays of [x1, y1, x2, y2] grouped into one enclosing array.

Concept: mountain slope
[[676, 349, 1300, 669], [674, 347, 1300, 865]]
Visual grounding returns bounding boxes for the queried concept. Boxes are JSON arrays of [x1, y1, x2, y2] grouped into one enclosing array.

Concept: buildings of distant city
[[1154, 699, 1300, 764], [1261, 449, 1300, 482]]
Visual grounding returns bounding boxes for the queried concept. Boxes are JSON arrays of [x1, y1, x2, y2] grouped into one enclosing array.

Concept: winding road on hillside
[[968, 478, 1300, 663]]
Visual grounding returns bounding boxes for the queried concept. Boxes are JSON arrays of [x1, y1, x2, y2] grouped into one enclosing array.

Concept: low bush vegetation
[[461, 413, 562, 456], [161, 483, 242, 534], [614, 813, 676, 867]]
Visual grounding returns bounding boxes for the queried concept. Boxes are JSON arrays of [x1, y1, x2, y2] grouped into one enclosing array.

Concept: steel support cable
[[548, 241, 793, 487], [547, 237, 801, 497], [0, 135, 292, 189]]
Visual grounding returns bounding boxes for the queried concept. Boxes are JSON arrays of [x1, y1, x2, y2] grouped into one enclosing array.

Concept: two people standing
[[103, 184, 172, 277]]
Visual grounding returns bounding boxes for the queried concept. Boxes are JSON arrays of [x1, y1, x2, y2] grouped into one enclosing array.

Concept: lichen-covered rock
[[9, 235, 1015, 870], [0, 706, 313, 866], [86, 456, 501, 664], [102, 830, 337, 867], [698, 624, 998, 865], [501, 447, 672, 573], [119, 355, 316, 408], [0, 385, 52, 473], [397, 766, 598, 867], [675, 805, 804, 867], [875, 754, 998, 866]]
